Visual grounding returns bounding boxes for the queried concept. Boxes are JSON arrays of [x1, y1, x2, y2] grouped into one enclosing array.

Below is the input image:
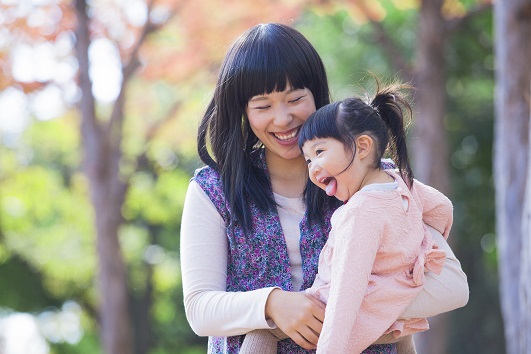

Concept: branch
[[107, 0, 181, 139], [74, 0, 103, 173], [146, 100, 182, 142], [354, 1, 413, 79], [129, 100, 181, 182], [445, 1, 493, 33]]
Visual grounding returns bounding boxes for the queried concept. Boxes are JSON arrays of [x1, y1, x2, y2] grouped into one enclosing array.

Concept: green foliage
[[0, 2, 499, 353], [49, 333, 103, 354], [1, 118, 96, 301], [444, 8, 504, 354]]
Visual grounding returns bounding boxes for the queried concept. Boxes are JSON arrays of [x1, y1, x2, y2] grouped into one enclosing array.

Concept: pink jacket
[[306, 170, 452, 354]]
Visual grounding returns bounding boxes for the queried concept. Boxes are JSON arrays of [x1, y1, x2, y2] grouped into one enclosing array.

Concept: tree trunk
[[411, 1, 451, 353], [494, 1, 531, 353], [412, 0, 449, 194], [74, 1, 134, 353]]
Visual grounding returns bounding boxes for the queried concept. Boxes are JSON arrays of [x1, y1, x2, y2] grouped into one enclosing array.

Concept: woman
[[180, 23, 469, 354]]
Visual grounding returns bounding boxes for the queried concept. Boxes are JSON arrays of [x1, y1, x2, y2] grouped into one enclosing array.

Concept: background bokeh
[[0, 0, 523, 353]]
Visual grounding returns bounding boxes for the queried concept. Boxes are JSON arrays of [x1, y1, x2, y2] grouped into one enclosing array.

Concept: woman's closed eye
[[252, 105, 270, 111], [288, 95, 305, 104]]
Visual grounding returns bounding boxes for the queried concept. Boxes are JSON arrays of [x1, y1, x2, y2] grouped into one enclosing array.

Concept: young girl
[[239, 81, 453, 354]]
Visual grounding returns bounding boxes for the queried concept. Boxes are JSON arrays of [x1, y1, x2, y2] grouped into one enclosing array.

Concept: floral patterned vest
[[192, 150, 396, 354]]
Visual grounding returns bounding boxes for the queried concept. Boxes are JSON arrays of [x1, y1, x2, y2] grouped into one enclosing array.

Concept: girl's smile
[[302, 137, 359, 201]]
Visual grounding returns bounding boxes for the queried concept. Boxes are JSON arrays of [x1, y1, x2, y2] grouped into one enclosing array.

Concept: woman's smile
[[271, 127, 301, 144]]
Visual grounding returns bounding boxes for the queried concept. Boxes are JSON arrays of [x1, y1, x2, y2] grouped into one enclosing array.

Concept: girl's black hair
[[197, 23, 335, 232], [299, 79, 414, 188]]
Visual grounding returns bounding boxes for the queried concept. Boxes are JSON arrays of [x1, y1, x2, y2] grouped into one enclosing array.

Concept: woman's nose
[[273, 106, 292, 126]]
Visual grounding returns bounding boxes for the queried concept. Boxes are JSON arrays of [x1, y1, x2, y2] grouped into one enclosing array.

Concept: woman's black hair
[[299, 79, 414, 188], [197, 23, 335, 232]]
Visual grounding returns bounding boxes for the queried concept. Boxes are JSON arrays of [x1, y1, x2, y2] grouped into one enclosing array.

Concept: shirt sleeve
[[400, 226, 469, 319], [180, 181, 278, 336]]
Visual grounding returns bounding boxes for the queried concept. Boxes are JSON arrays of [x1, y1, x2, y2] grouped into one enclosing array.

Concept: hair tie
[[369, 100, 380, 114]]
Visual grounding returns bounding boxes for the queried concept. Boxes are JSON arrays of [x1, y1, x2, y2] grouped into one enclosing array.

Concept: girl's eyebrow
[[308, 140, 325, 150]]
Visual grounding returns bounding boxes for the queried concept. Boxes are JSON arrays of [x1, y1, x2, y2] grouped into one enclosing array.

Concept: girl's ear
[[355, 135, 374, 160]]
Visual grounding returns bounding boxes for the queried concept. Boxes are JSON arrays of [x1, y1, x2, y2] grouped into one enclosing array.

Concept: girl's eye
[[254, 105, 270, 111], [305, 159, 311, 165], [315, 149, 324, 156]]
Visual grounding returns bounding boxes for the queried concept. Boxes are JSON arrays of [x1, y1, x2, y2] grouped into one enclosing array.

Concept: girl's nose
[[309, 163, 320, 176]]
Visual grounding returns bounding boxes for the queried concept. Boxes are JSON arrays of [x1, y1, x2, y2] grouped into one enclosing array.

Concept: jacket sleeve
[[410, 179, 453, 239]]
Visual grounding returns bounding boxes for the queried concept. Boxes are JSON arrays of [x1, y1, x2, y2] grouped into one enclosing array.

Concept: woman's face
[[245, 86, 316, 161]]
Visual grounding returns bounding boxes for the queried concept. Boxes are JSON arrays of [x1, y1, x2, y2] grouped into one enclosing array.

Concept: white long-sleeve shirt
[[180, 180, 469, 337]]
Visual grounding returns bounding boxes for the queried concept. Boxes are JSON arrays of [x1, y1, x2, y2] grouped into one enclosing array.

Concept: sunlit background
[[1, 0, 525, 353]]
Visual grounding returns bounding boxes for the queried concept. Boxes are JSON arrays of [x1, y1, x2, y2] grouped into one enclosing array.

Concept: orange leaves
[[1, 0, 310, 92], [0, 1, 75, 42], [136, 0, 308, 83]]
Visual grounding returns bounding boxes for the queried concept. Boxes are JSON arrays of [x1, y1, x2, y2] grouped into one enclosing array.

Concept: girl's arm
[[410, 178, 453, 239], [181, 181, 324, 346], [317, 206, 383, 354]]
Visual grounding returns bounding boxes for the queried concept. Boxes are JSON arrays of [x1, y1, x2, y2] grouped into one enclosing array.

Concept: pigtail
[[370, 81, 414, 189]]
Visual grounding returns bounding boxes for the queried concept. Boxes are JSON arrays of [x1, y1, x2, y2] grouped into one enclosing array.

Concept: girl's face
[[246, 86, 316, 161], [302, 137, 367, 202]]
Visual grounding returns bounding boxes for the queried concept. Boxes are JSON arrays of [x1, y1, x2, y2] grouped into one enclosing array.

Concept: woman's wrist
[[265, 288, 282, 321]]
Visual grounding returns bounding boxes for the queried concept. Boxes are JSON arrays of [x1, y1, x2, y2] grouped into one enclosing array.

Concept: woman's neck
[[265, 150, 308, 198]]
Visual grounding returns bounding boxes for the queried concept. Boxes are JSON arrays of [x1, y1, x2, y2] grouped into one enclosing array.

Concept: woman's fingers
[[265, 289, 326, 348], [298, 324, 320, 347], [291, 331, 317, 350]]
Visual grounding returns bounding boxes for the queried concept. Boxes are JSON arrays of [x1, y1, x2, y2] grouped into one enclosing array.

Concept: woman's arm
[[401, 226, 469, 319], [180, 181, 277, 336], [396, 336, 417, 354], [181, 181, 324, 343]]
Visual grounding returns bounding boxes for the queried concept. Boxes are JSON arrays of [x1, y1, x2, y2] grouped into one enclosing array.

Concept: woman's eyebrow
[[249, 96, 268, 102], [248, 88, 302, 102]]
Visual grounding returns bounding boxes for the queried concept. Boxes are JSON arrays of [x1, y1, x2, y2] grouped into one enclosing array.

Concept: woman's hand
[[265, 289, 326, 349]]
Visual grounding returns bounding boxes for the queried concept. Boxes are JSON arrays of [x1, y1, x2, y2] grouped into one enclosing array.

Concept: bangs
[[298, 101, 342, 149], [230, 24, 321, 106]]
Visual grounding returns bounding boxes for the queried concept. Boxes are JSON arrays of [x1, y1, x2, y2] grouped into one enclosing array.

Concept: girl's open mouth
[[319, 176, 337, 197]]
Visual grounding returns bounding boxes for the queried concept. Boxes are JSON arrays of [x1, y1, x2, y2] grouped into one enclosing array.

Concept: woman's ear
[[355, 135, 374, 160]]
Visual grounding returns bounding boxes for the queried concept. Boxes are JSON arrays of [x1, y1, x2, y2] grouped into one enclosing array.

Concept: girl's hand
[[265, 289, 326, 349]]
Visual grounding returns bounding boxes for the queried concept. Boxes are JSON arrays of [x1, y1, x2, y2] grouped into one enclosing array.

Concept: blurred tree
[[0, 0, 505, 353], [493, 0, 531, 353]]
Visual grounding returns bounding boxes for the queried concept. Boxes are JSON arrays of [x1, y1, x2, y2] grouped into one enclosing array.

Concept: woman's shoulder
[[192, 165, 225, 198], [193, 165, 220, 184]]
